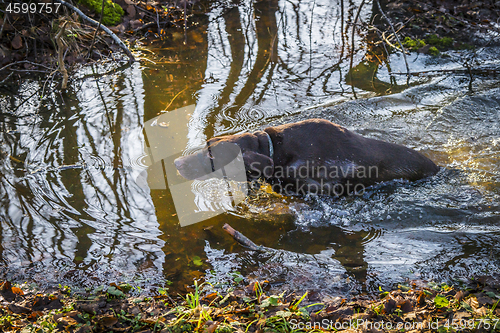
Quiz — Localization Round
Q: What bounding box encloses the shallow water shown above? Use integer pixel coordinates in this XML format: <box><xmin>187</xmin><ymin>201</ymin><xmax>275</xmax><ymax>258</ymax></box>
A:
<box><xmin>0</xmin><ymin>0</ymin><xmax>499</xmax><ymax>297</ymax></box>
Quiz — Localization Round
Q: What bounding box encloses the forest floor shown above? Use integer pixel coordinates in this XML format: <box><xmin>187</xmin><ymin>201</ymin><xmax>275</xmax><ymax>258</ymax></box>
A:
<box><xmin>371</xmin><ymin>0</ymin><xmax>500</xmax><ymax>57</ymax></box>
<box><xmin>378</xmin><ymin>0</ymin><xmax>499</xmax><ymax>42</ymax></box>
<box><xmin>1</xmin><ymin>275</ymin><xmax>500</xmax><ymax>332</ymax></box>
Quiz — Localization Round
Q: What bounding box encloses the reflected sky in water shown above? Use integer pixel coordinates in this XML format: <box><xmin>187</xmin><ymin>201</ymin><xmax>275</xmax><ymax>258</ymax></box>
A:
<box><xmin>0</xmin><ymin>0</ymin><xmax>499</xmax><ymax>296</ymax></box>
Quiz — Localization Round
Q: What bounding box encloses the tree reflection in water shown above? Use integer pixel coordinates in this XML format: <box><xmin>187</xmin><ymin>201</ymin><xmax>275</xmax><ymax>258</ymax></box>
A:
<box><xmin>1</xmin><ymin>0</ymin><xmax>499</xmax><ymax>297</ymax></box>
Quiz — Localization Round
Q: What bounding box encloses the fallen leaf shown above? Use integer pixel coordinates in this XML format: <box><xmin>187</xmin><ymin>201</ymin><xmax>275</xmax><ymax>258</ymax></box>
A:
<box><xmin>0</xmin><ymin>281</ymin><xmax>12</xmax><ymax>291</ymax></box>
<box><xmin>206</xmin><ymin>320</ymin><xmax>219</xmax><ymax>333</ymax></box>
<box><xmin>384</xmin><ymin>298</ymin><xmax>396</xmax><ymax>314</ymax></box>
<box><xmin>98</xmin><ymin>315</ymin><xmax>118</xmax><ymax>327</ymax></box>
<box><xmin>11</xmin><ymin>34</ymin><xmax>23</xmax><ymax>50</ymax></box>
<box><xmin>455</xmin><ymin>290</ymin><xmax>466</xmax><ymax>301</ymax></box>
<box><xmin>130</xmin><ymin>19</ymin><xmax>143</xmax><ymax>30</ymax></box>
<box><xmin>28</xmin><ymin>311</ymin><xmax>43</xmax><ymax>320</ymax></box>
<box><xmin>11</xmin><ymin>287</ymin><xmax>24</xmax><ymax>296</ymax></box>
<box><xmin>57</xmin><ymin>316</ymin><xmax>78</xmax><ymax>326</ymax></box>
<box><xmin>127</xmin><ymin>5</ymin><xmax>136</xmax><ymax>17</ymax></box>
<box><xmin>475</xmin><ymin>306</ymin><xmax>488</xmax><ymax>316</ymax></box>
<box><xmin>203</xmin><ymin>292</ymin><xmax>219</xmax><ymax>302</ymax></box>
<box><xmin>476</xmin><ymin>295</ymin><xmax>495</xmax><ymax>306</ymax></box>
<box><xmin>460</xmin><ymin>301</ymin><xmax>473</xmax><ymax>312</ymax></box>
<box><xmin>192</xmin><ymin>256</ymin><xmax>203</xmax><ymax>266</ymax></box>
<box><xmin>401</xmin><ymin>299</ymin><xmax>414</xmax><ymax>313</ymax></box>
<box><xmin>453</xmin><ymin>311</ymin><xmax>472</xmax><ymax>320</ymax></box>
<box><xmin>417</xmin><ymin>291</ymin><xmax>427</xmax><ymax>307</ymax></box>
<box><xmin>8</xmin><ymin>303</ymin><xmax>31</xmax><ymax>314</ymax></box>
<box><xmin>107</xmin><ymin>286</ymin><xmax>125</xmax><ymax>298</ymax></box>
<box><xmin>32</xmin><ymin>295</ymin><xmax>63</xmax><ymax>311</ymax></box>
<box><xmin>434</xmin><ymin>295</ymin><xmax>449</xmax><ymax>308</ymax></box>
<box><xmin>0</xmin><ymin>281</ymin><xmax>16</xmax><ymax>302</ymax></box>
<box><xmin>465</xmin><ymin>297</ymin><xmax>479</xmax><ymax>310</ymax></box>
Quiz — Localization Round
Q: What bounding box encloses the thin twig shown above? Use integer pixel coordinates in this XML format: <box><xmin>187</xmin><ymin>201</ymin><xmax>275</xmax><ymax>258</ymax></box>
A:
<box><xmin>92</xmin><ymin>65</ymin><xmax>114</xmax><ymax>135</ymax></box>
<box><xmin>56</xmin><ymin>22</ymin><xmax>69</xmax><ymax>90</ymax></box>
<box><xmin>0</xmin><ymin>61</ymin><xmax>55</xmax><ymax>72</ymax></box>
<box><xmin>87</xmin><ymin>0</ymin><xmax>106</xmax><ymax>59</ymax></box>
<box><xmin>6</xmin><ymin>69</ymin><xmax>53</xmax><ymax>73</ymax></box>
<box><xmin>304</xmin><ymin>1</ymin><xmax>318</xmax><ymax>94</ymax></box>
<box><xmin>376</xmin><ymin>0</ymin><xmax>410</xmax><ymax>84</ymax></box>
<box><xmin>42</xmin><ymin>70</ymin><xmax>59</xmax><ymax>97</ymax></box>
<box><xmin>340</xmin><ymin>0</ymin><xmax>345</xmax><ymax>54</ymax></box>
<box><xmin>0</xmin><ymin>13</ymin><xmax>8</xmax><ymax>40</ymax></box>
<box><xmin>163</xmin><ymin>85</ymin><xmax>189</xmax><ymax>111</ymax></box>
<box><xmin>156</xmin><ymin>5</ymin><xmax>160</xmax><ymax>35</ymax></box>
<box><xmin>0</xmin><ymin>72</ymin><xmax>14</xmax><ymax>86</ymax></box>
<box><xmin>183</xmin><ymin>0</ymin><xmax>187</xmax><ymax>44</ymax></box>
<box><xmin>348</xmin><ymin>0</ymin><xmax>366</xmax><ymax>98</ymax></box>
<box><xmin>56</xmin><ymin>0</ymin><xmax>135</xmax><ymax>63</ymax></box>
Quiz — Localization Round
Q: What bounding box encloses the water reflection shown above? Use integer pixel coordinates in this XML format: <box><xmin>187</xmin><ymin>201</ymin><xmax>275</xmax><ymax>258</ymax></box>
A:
<box><xmin>0</xmin><ymin>68</ymin><xmax>165</xmax><ymax>290</ymax></box>
<box><xmin>0</xmin><ymin>0</ymin><xmax>499</xmax><ymax>297</ymax></box>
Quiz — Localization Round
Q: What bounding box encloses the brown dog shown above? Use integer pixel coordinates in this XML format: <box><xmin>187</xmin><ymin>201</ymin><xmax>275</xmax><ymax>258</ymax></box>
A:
<box><xmin>174</xmin><ymin>119</ymin><xmax>439</xmax><ymax>196</ymax></box>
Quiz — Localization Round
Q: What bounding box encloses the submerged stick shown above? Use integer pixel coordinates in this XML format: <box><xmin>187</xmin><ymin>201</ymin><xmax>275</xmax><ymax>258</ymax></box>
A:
<box><xmin>56</xmin><ymin>22</ymin><xmax>69</xmax><ymax>90</ymax></box>
<box><xmin>56</xmin><ymin>0</ymin><xmax>135</xmax><ymax>63</ymax></box>
<box><xmin>348</xmin><ymin>0</ymin><xmax>366</xmax><ymax>98</ymax></box>
<box><xmin>390</xmin><ymin>68</ymin><xmax>500</xmax><ymax>76</ymax></box>
<box><xmin>222</xmin><ymin>224</ymin><xmax>265</xmax><ymax>252</ymax></box>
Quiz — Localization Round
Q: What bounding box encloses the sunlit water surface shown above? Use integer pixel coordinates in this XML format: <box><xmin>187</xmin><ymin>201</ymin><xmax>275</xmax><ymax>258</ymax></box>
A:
<box><xmin>0</xmin><ymin>0</ymin><xmax>499</xmax><ymax>297</ymax></box>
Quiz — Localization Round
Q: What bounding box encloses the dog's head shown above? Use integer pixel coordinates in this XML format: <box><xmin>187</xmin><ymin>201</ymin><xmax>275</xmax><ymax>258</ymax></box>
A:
<box><xmin>174</xmin><ymin>132</ymin><xmax>274</xmax><ymax>180</ymax></box>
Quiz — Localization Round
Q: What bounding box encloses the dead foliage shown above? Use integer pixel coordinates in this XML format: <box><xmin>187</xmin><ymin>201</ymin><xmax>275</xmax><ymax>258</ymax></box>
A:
<box><xmin>0</xmin><ymin>0</ymin><xmax>209</xmax><ymax>89</ymax></box>
<box><xmin>1</xmin><ymin>275</ymin><xmax>500</xmax><ymax>332</ymax></box>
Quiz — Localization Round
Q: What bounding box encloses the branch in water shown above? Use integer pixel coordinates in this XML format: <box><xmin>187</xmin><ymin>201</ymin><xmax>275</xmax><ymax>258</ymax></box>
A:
<box><xmin>222</xmin><ymin>223</ymin><xmax>265</xmax><ymax>252</ymax></box>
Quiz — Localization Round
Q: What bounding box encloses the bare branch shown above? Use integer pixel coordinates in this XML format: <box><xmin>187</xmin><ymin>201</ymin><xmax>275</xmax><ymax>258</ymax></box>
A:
<box><xmin>56</xmin><ymin>22</ymin><xmax>69</xmax><ymax>90</ymax></box>
<box><xmin>223</xmin><ymin>223</ymin><xmax>265</xmax><ymax>252</ymax></box>
<box><xmin>56</xmin><ymin>0</ymin><xmax>135</xmax><ymax>63</ymax></box>
<box><xmin>376</xmin><ymin>0</ymin><xmax>410</xmax><ymax>84</ymax></box>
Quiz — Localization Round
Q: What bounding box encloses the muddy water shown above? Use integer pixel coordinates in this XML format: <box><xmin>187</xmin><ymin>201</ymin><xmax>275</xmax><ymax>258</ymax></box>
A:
<box><xmin>1</xmin><ymin>0</ymin><xmax>499</xmax><ymax>297</ymax></box>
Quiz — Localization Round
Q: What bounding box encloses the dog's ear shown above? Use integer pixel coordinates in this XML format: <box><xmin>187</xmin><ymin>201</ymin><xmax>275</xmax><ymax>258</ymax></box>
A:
<box><xmin>242</xmin><ymin>151</ymin><xmax>274</xmax><ymax>179</ymax></box>
<box><xmin>263</xmin><ymin>127</ymin><xmax>283</xmax><ymax>146</ymax></box>
<box><xmin>207</xmin><ymin>137</ymin><xmax>223</xmax><ymax>146</ymax></box>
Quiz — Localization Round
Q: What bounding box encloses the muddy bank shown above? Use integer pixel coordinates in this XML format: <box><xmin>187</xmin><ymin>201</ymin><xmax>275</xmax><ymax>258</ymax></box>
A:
<box><xmin>0</xmin><ymin>0</ymin><xmax>212</xmax><ymax>89</ymax></box>
<box><xmin>380</xmin><ymin>0</ymin><xmax>500</xmax><ymax>41</ymax></box>
<box><xmin>375</xmin><ymin>0</ymin><xmax>500</xmax><ymax>54</ymax></box>
<box><xmin>1</xmin><ymin>275</ymin><xmax>500</xmax><ymax>332</ymax></box>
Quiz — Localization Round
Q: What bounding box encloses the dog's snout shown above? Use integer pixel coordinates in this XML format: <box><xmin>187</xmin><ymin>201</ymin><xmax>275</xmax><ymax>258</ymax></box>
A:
<box><xmin>174</xmin><ymin>157</ymin><xmax>183</xmax><ymax>169</ymax></box>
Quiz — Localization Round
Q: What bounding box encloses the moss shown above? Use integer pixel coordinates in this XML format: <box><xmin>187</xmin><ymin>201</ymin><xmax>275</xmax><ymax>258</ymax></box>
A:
<box><xmin>403</xmin><ymin>37</ymin><xmax>426</xmax><ymax>51</ymax></box>
<box><xmin>425</xmin><ymin>34</ymin><xmax>454</xmax><ymax>49</ymax></box>
<box><xmin>403</xmin><ymin>34</ymin><xmax>469</xmax><ymax>55</ymax></box>
<box><xmin>428</xmin><ymin>46</ymin><xmax>440</xmax><ymax>56</ymax></box>
<box><xmin>440</xmin><ymin>37</ymin><xmax>453</xmax><ymax>48</ymax></box>
<box><xmin>78</xmin><ymin>0</ymin><xmax>124</xmax><ymax>26</ymax></box>
<box><xmin>454</xmin><ymin>42</ymin><xmax>475</xmax><ymax>50</ymax></box>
